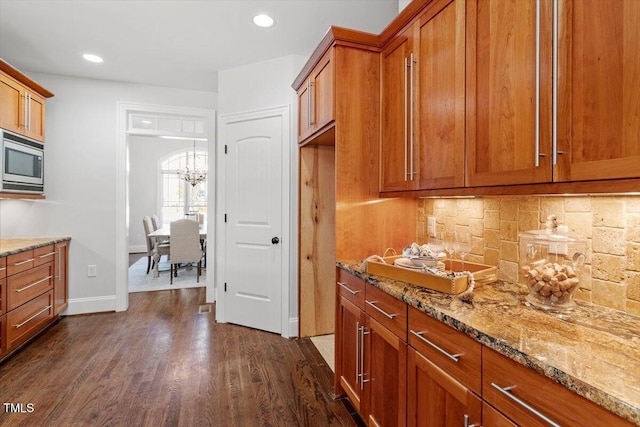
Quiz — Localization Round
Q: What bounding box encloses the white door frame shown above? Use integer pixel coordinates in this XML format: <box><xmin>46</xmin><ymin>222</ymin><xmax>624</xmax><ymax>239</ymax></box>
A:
<box><xmin>216</xmin><ymin>105</ymin><xmax>292</xmax><ymax>338</ymax></box>
<box><xmin>115</xmin><ymin>102</ymin><xmax>216</xmax><ymax>311</ymax></box>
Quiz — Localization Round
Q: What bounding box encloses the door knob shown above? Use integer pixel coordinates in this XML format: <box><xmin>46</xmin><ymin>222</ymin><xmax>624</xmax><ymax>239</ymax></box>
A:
<box><xmin>272</xmin><ymin>237</ymin><xmax>280</xmax><ymax>244</ymax></box>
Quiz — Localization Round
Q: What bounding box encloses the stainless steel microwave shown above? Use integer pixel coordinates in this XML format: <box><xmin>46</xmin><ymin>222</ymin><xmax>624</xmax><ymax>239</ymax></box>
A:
<box><xmin>0</xmin><ymin>129</ymin><xmax>44</xmax><ymax>193</ymax></box>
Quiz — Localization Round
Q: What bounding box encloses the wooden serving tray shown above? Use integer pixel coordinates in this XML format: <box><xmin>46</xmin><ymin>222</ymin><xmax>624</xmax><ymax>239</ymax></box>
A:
<box><xmin>365</xmin><ymin>255</ymin><xmax>497</xmax><ymax>295</ymax></box>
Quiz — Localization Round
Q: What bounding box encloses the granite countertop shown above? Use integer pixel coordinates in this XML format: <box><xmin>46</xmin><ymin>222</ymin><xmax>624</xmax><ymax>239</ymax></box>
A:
<box><xmin>0</xmin><ymin>237</ymin><xmax>71</xmax><ymax>257</ymax></box>
<box><xmin>338</xmin><ymin>259</ymin><xmax>640</xmax><ymax>426</ymax></box>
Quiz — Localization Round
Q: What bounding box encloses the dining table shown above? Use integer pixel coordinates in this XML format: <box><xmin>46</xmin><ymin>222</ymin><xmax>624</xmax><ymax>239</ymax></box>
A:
<box><xmin>147</xmin><ymin>223</ymin><xmax>207</xmax><ymax>277</ymax></box>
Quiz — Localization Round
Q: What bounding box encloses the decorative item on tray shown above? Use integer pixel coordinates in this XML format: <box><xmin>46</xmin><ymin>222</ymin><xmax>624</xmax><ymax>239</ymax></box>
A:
<box><xmin>519</xmin><ymin>215</ymin><xmax>587</xmax><ymax>312</ymax></box>
<box><xmin>399</xmin><ymin>242</ymin><xmax>446</xmax><ymax>270</ymax></box>
<box><xmin>364</xmin><ymin>241</ymin><xmax>497</xmax><ymax>296</ymax></box>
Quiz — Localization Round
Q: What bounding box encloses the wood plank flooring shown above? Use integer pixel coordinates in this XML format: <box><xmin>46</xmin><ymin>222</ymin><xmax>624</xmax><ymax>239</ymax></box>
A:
<box><xmin>0</xmin><ymin>288</ymin><xmax>362</xmax><ymax>426</ymax></box>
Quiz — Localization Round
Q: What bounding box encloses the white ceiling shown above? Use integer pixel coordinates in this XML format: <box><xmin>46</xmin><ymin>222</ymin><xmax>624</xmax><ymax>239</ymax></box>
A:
<box><xmin>0</xmin><ymin>0</ymin><xmax>399</xmax><ymax>92</ymax></box>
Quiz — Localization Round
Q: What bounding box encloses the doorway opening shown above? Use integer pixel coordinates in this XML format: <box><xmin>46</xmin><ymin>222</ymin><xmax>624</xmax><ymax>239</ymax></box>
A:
<box><xmin>116</xmin><ymin>102</ymin><xmax>215</xmax><ymax>310</ymax></box>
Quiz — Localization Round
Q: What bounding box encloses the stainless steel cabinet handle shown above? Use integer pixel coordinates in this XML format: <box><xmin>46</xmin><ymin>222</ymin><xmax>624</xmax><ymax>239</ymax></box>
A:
<box><xmin>366</xmin><ymin>300</ymin><xmax>398</xmax><ymax>319</ymax></box>
<box><xmin>410</xmin><ymin>329</ymin><xmax>462</xmax><ymax>363</ymax></box>
<box><xmin>337</xmin><ymin>281</ymin><xmax>360</xmax><ymax>295</ymax></box>
<box><xmin>309</xmin><ymin>80</ymin><xmax>316</xmax><ymax>126</ymax></box>
<box><xmin>27</xmin><ymin>93</ymin><xmax>31</xmax><ymax>130</ymax></box>
<box><xmin>22</xmin><ymin>93</ymin><xmax>28</xmax><ymax>129</ymax></box>
<box><xmin>14</xmin><ymin>305</ymin><xmax>51</xmax><ymax>329</ymax></box>
<box><xmin>409</xmin><ymin>52</ymin><xmax>416</xmax><ymax>180</ymax></box>
<box><xmin>355</xmin><ymin>321</ymin><xmax>360</xmax><ymax>385</ymax></box>
<box><xmin>15</xmin><ymin>275</ymin><xmax>53</xmax><ymax>293</ymax></box>
<box><xmin>490</xmin><ymin>382</ymin><xmax>561</xmax><ymax>427</ymax></box>
<box><xmin>534</xmin><ymin>0</ymin><xmax>543</xmax><ymax>166</ymax></box>
<box><xmin>552</xmin><ymin>0</ymin><xmax>559</xmax><ymax>165</ymax></box>
<box><xmin>404</xmin><ymin>56</ymin><xmax>409</xmax><ymax>181</ymax></box>
<box><xmin>359</xmin><ymin>326</ymin><xmax>370</xmax><ymax>390</ymax></box>
<box><xmin>56</xmin><ymin>248</ymin><xmax>61</xmax><ymax>280</ymax></box>
<box><xmin>39</xmin><ymin>252</ymin><xmax>56</xmax><ymax>258</ymax></box>
<box><xmin>464</xmin><ymin>414</ymin><xmax>480</xmax><ymax>427</ymax></box>
<box><xmin>0</xmin><ymin>266</ymin><xmax>6</xmax><ymax>271</ymax></box>
<box><xmin>14</xmin><ymin>258</ymin><xmax>35</xmax><ymax>266</ymax></box>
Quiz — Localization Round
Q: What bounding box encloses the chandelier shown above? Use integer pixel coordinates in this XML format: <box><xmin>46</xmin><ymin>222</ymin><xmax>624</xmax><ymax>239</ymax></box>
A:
<box><xmin>178</xmin><ymin>140</ymin><xmax>207</xmax><ymax>187</ymax></box>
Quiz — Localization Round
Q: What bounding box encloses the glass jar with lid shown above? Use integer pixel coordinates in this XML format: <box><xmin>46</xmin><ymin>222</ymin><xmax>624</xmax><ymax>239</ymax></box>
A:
<box><xmin>519</xmin><ymin>215</ymin><xmax>587</xmax><ymax>311</ymax></box>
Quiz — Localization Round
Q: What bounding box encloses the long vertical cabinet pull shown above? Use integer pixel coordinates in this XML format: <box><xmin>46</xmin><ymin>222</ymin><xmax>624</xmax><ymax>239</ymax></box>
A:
<box><xmin>359</xmin><ymin>326</ymin><xmax>370</xmax><ymax>390</ymax></box>
<box><xmin>309</xmin><ymin>81</ymin><xmax>315</xmax><ymax>127</ymax></box>
<box><xmin>56</xmin><ymin>247</ymin><xmax>61</xmax><ymax>281</ymax></box>
<box><xmin>307</xmin><ymin>80</ymin><xmax>312</xmax><ymax>129</ymax></box>
<box><xmin>552</xmin><ymin>0</ymin><xmax>562</xmax><ymax>164</ymax></box>
<box><xmin>535</xmin><ymin>0</ymin><xmax>543</xmax><ymax>165</ymax></box>
<box><xmin>22</xmin><ymin>93</ymin><xmax>28</xmax><ymax>130</ymax></box>
<box><xmin>409</xmin><ymin>52</ymin><xmax>416</xmax><ymax>180</ymax></box>
<box><xmin>355</xmin><ymin>321</ymin><xmax>360</xmax><ymax>385</ymax></box>
<box><xmin>27</xmin><ymin>93</ymin><xmax>31</xmax><ymax>131</ymax></box>
<box><xmin>404</xmin><ymin>57</ymin><xmax>410</xmax><ymax>181</ymax></box>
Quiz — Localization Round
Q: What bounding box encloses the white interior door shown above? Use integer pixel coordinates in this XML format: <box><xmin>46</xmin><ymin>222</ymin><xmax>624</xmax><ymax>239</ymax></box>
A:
<box><xmin>221</xmin><ymin>109</ymin><xmax>285</xmax><ymax>334</ymax></box>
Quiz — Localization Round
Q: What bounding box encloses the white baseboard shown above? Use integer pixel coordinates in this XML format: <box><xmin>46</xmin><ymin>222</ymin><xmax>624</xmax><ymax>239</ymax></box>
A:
<box><xmin>129</xmin><ymin>245</ymin><xmax>146</xmax><ymax>254</ymax></box>
<box><xmin>65</xmin><ymin>295</ymin><xmax>117</xmax><ymax>315</ymax></box>
<box><xmin>288</xmin><ymin>317</ymin><xmax>299</xmax><ymax>338</ymax></box>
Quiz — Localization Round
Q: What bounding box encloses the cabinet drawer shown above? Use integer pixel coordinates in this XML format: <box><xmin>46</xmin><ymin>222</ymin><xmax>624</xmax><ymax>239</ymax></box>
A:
<box><xmin>482</xmin><ymin>402</ymin><xmax>517</xmax><ymax>427</ymax></box>
<box><xmin>6</xmin><ymin>290</ymin><xmax>54</xmax><ymax>351</ymax></box>
<box><xmin>337</xmin><ymin>268</ymin><xmax>365</xmax><ymax>309</ymax></box>
<box><xmin>7</xmin><ymin>263</ymin><xmax>54</xmax><ymax>311</ymax></box>
<box><xmin>7</xmin><ymin>250</ymin><xmax>35</xmax><ymax>276</ymax></box>
<box><xmin>483</xmin><ymin>347</ymin><xmax>635</xmax><ymax>427</ymax></box>
<box><xmin>0</xmin><ymin>257</ymin><xmax>6</xmax><ymax>279</ymax></box>
<box><xmin>34</xmin><ymin>245</ymin><xmax>55</xmax><ymax>266</ymax></box>
<box><xmin>365</xmin><ymin>283</ymin><xmax>407</xmax><ymax>340</ymax></box>
<box><xmin>408</xmin><ymin>306</ymin><xmax>481</xmax><ymax>395</ymax></box>
<box><xmin>0</xmin><ymin>278</ymin><xmax>5</xmax><ymax>315</ymax></box>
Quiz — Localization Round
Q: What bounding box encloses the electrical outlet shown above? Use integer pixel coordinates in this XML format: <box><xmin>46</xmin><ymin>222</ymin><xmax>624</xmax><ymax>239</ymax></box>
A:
<box><xmin>427</xmin><ymin>216</ymin><xmax>436</xmax><ymax>238</ymax></box>
<box><xmin>88</xmin><ymin>265</ymin><xmax>97</xmax><ymax>277</ymax></box>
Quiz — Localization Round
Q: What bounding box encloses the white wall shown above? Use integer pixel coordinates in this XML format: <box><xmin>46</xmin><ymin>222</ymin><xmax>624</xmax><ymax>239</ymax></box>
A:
<box><xmin>399</xmin><ymin>0</ymin><xmax>412</xmax><ymax>12</ymax></box>
<box><xmin>0</xmin><ymin>74</ymin><xmax>216</xmax><ymax>314</ymax></box>
<box><xmin>218</xmin><ymin>54</ymin><xmax>306</xmax><ymax>337</ymax></box>
<box><xmin>127</xmin><ymin>136</ymin><xmax>207</xmax><ymax>252</ymax></box>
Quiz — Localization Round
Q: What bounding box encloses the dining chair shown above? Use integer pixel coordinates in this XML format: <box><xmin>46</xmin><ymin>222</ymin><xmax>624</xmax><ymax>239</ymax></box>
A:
<box><xmin>151</xmin><ymin>214</ymin><xmax>160</xmax><ymax>231</ymax></box>
<box><xmin>169</xmin><ymin>219</ymin><xmax>204</xmax><ymax>284</ymax></box>
<box><xmin>143</xmin><ymin>216</ymin><xmax>170</xmax><ymax>274</ymax></box>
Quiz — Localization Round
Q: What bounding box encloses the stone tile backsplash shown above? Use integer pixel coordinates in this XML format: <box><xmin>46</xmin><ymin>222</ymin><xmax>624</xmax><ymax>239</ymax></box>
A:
<box><xmin>417</xmin><ymin>196</ymin><xmax>640</xmax><ymax>316</ymax></box>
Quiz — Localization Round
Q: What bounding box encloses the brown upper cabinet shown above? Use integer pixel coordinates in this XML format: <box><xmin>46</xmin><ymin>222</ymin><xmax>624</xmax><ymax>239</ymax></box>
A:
<box><xmin>466</xmin><ymin>0</ymin><xmax>640</xmax><ymax>188</ymax></box>
<box><xmin>295</xmin><ymin>49</ymin><xmax>335</xmax><ymax>145</ymax></box>
<box><xmin>381</xmin><ymin>0</ymin><xmax>466</xmax><ymax>192</ymax></box>
<box><xmin>0</xmin><ymin>59</ymin><xmax>53</xmax><ymax>143</ymax></box>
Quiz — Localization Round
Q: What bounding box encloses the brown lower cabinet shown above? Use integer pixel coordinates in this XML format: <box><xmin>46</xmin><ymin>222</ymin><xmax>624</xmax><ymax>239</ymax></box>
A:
<box><xmin>336</xmin><ymin>269</ymin><xmax>407</xmax><ymax>426</ymax></box>
<box><xmin>0</xmin><ymin>240</ymin><xmax>69</xmax><ymax>363</ymax></box>
<box><xmin>336</xmin><ymin>268</ymin><xmax>635</xmax><ymax>427</ymax></box>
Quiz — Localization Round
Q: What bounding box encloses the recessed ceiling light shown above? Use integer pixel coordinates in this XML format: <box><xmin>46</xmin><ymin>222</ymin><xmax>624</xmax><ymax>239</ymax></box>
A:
<box><xmin>82</xmin><ymin>53</ymin><xmax>103</xmax><ymax>63</ymax></box>
<box><xmin>253</xmin><ymin>14</ymin><xmax>274</xmax><ymax>28</ymax></box>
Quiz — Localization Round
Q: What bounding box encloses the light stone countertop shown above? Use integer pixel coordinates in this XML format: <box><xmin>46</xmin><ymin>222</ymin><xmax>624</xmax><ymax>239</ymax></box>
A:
<box><xmin>338</xmin><ymin>259</ymin><xmax>640</xmax><ymax>426</ymax></box>
<box><xmin>0</xmin><ymin>237</ymin><xmax>71</xmax><ymax>257</ymax></box>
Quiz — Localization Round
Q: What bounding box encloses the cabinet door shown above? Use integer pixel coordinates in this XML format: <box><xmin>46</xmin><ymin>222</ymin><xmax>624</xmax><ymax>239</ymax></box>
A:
<box><xmin>297</xmin><ymin>80</ymin><xmax>313</xmax><ymax>142</ymax></box>
<box><xmin>380</xmin><ymin>29</ymin><xmax>414</xmax><ymax>192</ymax></box>
<box><xmin>466</xmin><ymin>0</ymin><xmax>553</xmax><ymax>186</ymax></box>
<box><xmin>363</xmin><ymin>316</ymin><xmax>407</xmax><ymax>427</ymax></box>
<box><xmin>54</xmin><ymin>241</ymin><xmax>69</xmax><ymax>315</ymax></box>
<box><xmin>555</xmin><ymin>0</ymin><xmax>640</xmax><ymax>181</ymax></box>
<box><xmin>336</xmin><ymin>295</ymin><xmax>366</xmax><ymax>412</ymax></box>
<box><xmin>24</xmin><ymin>91</ymin><xmax>45</xmax><ymax>142</ymax></box>
<box><xmin>407</xmin><ymin>347</ymin><xmax>481</xmax><ymax>427</ymax></box>
<box><xmin>311</xmin><ymin>50</ymin><xmax>334</xmax><ymax>133</ymax></box>
<box><xmin>415</xmin><ymin>0</ymin><xmax>466</xmax><ymax>190</ymax></box>
<box><xmin>0</xmin><ymin>73</ymin><xmax>24</xmax><ymax>135</ymax></box>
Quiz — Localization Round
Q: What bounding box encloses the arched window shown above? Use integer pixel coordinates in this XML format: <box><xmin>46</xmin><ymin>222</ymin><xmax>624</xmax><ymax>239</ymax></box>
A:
<box><xmin>159</xmin><ymin>148</ymin><xmax>207</xmax><ymax>224</ymax></box>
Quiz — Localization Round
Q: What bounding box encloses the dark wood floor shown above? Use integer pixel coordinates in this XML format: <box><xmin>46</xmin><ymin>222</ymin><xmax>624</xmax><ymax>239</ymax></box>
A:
<box><xmin>0</xmin><ymin>288</ymin><xmax>361</xmax><ymax>426</ymax></box>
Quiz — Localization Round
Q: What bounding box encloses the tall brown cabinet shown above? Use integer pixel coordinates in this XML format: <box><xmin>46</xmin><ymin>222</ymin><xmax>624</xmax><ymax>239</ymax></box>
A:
<box><xmin>294</xmin><ymin>28</ymin><xmax>417</xmax><ymax>338</ymax></box>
